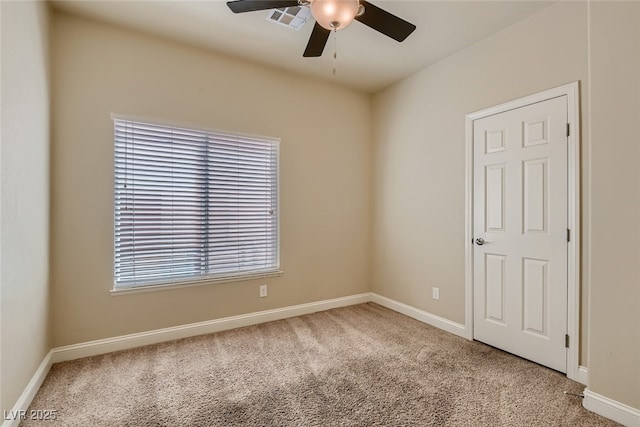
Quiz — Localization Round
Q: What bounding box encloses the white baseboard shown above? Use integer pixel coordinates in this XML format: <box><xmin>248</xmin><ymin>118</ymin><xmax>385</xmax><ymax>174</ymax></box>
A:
<box><xmin>48</xmin><ymin>293</ymin><xmax>466</xmax><ymax>364</ymax></box>
<box><xmin>370</xmin><ymin>293</ymin><xmax>467</xmax><ymax>338</ymax></box>
<box><xmin>583</xmin><ymin>389</ymin><xmax>640</xmax><ymax>427</ymax></box>
<box><xmin>51</xmin><ymin>293</ymin><xmax>372</xmax><ymax>363</ymax></box>
<box><xmin>2</xmin><ymin>351</ymin><xmax>53</xmax><ymax>427</ymax></box>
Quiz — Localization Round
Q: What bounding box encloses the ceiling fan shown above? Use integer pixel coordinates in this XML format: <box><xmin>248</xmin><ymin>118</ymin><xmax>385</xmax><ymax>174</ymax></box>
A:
<box><xmin>226</xmin><ymin>0</ymin><xmax>416</xmax><ymax>57</ymax></box>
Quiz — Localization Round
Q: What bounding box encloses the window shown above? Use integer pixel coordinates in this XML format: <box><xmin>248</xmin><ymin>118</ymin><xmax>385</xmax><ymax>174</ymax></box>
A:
<box><xmin>113</xmin><ymin>117</ymin><xmax>279</xmax><ymax>290</ymax></box>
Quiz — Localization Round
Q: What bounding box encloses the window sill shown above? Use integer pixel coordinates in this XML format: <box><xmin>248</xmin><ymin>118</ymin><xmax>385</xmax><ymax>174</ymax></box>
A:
<box><xmin>110</xmin><ymin>270</ymin><xmax>283</xmax><ymax>296</ymax></box>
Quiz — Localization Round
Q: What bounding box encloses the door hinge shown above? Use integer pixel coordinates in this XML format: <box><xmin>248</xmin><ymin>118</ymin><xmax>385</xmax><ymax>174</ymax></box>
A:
<box><xmin>566</xmin><ymin>123</ymin><xmax>570</xmax><ymax>137</ymax></box>
<box><xmin>567</xmin><ymin>229</ymin><xmax>571</xmax><ymax>242</ymax></box>
<box><xmin>565</xmin><ymin>334</ymin><xmax>570</xmax><ymax>348</ymax></box>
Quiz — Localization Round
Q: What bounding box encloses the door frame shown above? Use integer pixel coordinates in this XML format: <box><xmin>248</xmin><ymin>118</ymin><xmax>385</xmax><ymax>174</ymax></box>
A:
<box><xmin>464</xmin><ymin>82</ymin><xmax>582</xmax><ymax>383</ymax></box>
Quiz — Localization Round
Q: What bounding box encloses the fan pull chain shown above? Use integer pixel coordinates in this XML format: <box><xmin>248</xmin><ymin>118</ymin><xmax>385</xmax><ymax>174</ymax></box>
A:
<box><xmin>332</xmin><ymin>28</ymin><xmax>337</xmax><ymax>76</ymax></box>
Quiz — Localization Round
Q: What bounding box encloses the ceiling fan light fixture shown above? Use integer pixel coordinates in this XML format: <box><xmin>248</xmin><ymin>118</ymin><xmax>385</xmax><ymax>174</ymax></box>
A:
<box><xmin>310</xmin><ymin>0</ymin><xmax>360</xmax><ymax>31</ymax></box>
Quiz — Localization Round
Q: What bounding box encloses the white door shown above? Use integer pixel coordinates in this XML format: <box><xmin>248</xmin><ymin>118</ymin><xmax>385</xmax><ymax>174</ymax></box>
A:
<box><xmin>473</xmin><ymin>96</ymin><xmax>568</xmax><ymax>373</ymax></box>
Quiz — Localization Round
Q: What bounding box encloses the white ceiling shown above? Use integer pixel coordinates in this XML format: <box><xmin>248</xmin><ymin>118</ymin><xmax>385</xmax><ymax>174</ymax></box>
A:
<box><xmin>51</xmin><ymin>0</ymin><xmax>554</xmax><ymax>93</ymax></box>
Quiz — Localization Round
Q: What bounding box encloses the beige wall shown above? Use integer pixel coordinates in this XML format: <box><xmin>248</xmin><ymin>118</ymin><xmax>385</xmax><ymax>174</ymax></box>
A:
<box><xmin>587</xmin><ymin>1</ymin><xmax>640</xmax><ymax>410</ymax></box>
<box><xmin>49</xmin><ymin>12</ymin><xmax>371</xmax><ymax>346</ymax></box>
<box><xmin>0</xmin><ymin>0</ymin><xmax>51</xmax><ymax>412</ymax></box>
<box><xmin>371</xmin><ymin>0</ymin><xmax>589</xmax><ymax>358</ymax></box>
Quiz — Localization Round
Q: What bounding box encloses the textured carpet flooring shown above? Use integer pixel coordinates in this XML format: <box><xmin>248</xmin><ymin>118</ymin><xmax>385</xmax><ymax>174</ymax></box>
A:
<box><xmin>23</xmin><ymin>303</ymin><xmax>618</xmax><ymax>426</ymax></box>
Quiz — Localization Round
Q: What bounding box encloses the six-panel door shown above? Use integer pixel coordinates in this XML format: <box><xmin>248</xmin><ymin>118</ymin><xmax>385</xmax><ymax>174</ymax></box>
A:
<box><xmin>473</xmin><ymin>96</ymin><xmax>568</xmax><ymax>373</ymax></box>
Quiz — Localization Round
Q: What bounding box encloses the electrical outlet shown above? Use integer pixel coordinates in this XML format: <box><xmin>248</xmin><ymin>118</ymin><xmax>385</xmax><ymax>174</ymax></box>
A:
<box><xmin>259</xmin><ymin>285</ymin><xmax>268</xmax><ymax>298</ymax></box>
<box><xmin>432</xmin><ymin>287</ymin><xmax>440</xmax><ymax>300</ymax></box>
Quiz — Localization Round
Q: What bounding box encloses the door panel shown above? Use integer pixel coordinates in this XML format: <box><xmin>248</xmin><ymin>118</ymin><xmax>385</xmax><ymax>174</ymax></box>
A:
<box><xmin>523</xmin><ymin>159</ymin><xmax>548</xmax><ymax>234</ymax></box>
<box><xmin>485</xmin><ymin>253</ymin><xmax>506</xmax><ymax>324</ymax></box>
<box><xmin>485</xmin><ymin>164</ymin><xmax>506</xmax><ymax>231</ymax></box>
<box><xmin>522</xmin><ymin>257</ymin><xmax>549</xmax><ymax>336</ymax></box>
<box><xmin>473</xmin><ymin>96</ymin><xmax>568</xmax><ymax>373</ymax></box>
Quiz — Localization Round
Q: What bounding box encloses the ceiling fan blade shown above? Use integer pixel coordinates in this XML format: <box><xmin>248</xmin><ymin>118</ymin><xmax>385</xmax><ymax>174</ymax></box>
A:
<box><xmin>355</xmin><ymin>0</ymin><xmax>416</xmax><ymax>42</ymax></box>
<box><xmin>303</xmin><ymin>22</ymin><xmax>331</xmax><ymax>57</ymax></box>
<box><xmin>227</xmin><ymin>0</ymin><xmax>300</xmax><ymax>14</ymax></box>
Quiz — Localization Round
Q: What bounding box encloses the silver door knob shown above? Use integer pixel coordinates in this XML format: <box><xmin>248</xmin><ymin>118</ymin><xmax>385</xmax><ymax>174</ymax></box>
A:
<box><xmin>475</xmin><ymin>238</ymin><xmax>487</xmax><ymax>245</ymax></box>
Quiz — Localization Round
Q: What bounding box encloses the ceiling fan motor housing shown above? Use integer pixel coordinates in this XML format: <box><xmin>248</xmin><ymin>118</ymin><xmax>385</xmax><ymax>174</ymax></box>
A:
<box><xmin>310</xmin><ymin>0</ymin><xmax>361</xmax><ymax>31</ymax></box>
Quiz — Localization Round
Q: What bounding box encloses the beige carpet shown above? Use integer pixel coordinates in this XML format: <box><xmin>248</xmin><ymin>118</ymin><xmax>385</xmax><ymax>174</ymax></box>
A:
<box><xmin>23</xmin><ymin>303</ymin><xmax>618</xmax><ymax>426</ymax></box>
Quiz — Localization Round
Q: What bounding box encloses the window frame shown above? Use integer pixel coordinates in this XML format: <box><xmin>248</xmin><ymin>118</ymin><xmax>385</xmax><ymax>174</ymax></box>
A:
<box><xmin>111</xmin><ymin>114</ymin><xmax>282</xmax><ymax>295</ymax></box>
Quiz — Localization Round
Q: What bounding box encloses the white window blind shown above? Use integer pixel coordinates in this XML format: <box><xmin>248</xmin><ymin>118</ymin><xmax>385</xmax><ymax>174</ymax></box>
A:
<box><xmin>114</xmin><ymin>118</ymin><xmax>279</xmax><ymax>289</ymax></box>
